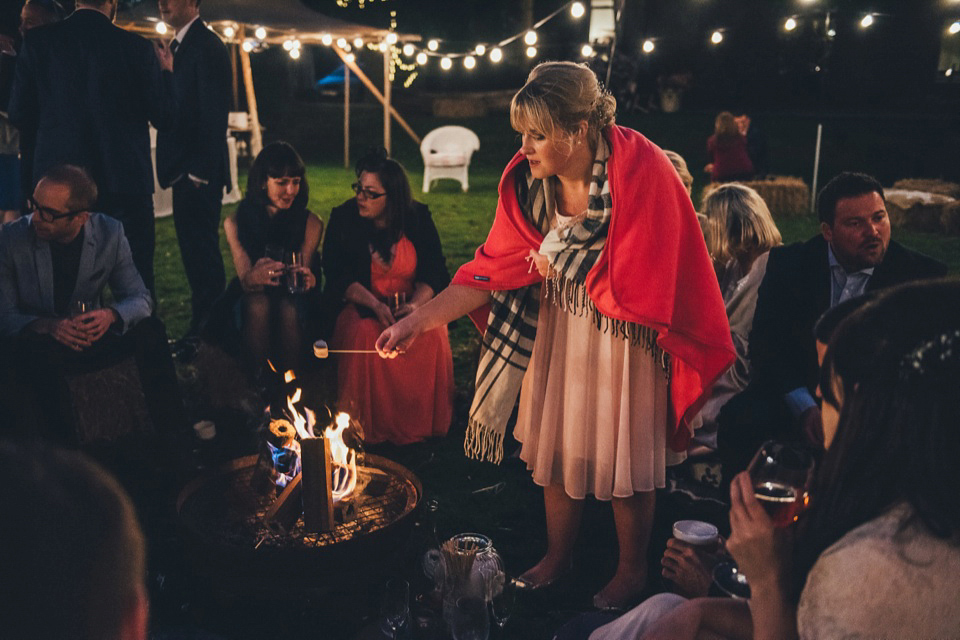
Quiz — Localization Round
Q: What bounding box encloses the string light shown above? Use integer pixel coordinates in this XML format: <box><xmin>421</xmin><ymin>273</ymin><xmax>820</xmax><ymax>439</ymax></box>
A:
<box><xmin>283</xmin><ymin>39</ymin><xmax>294</xmax><ymax>51</ymax></box>
<box><xmin>827</xmin><ymin>28</ymin><xmax>836</xmax><ymax>37</ymax></box>
<box><xmin>581</xmin><ymin>44</ymin><xmax>594</xmax><ymax>57</ymax></box>
<box><xmin>155</xmin><ymin>22</ymin><xmax>168</xmax><ymax>35</ymax></box>
<box><xmin>947</xmin><ymin>68</ymin><xmax>954</xmax><ymax>77</ymax></box>
<box><xmin>416</xmin><ymin>52</ymin><xmax>428</xmax><ymax>65</ymax></box>
<box><xmin>254</xmin><ymin>26</ymin><xmax>266</xmax><ymax>40</ymax></box>
<box><xmin>526</xmin><ymin>46</ymin><xmax>537</xmax><ymax>58</ymax></box>
<box><xmin>337</xmin><ymin>38</ymin><xmax>347</xmax><ymax>49</ymax></box>
<box><xmin>403</xmin><ymin>43</ymin><xmax>415</xmax><ymax>56</ymax></box>
<box><xmin>571</xmin><ymin>2</ymin><xmax>586</xmax><ymax>18</ymax></box>
<box><xmin>524</xmin><ymin>30</ymin><xmax>538</xmax><ymax>46</ymax></box>
<box><xmin>377</xmin><ymin>41</ymin><xmax>387</xmax><ymax>52</ymax></box>
<box><xmin>289</xmin><ymin>48</ymin><xmax>300</xmax><ymax>60</ymax></box>
<box><xmin>490</xmin><ymin>47</ymin><xmax>503</xmax><ymax>63</ymax></box>
<box><xmin>346</xmin><ymin>53</ymin><xmax>355</xmax><ymax>63</ymax></box>
<box><xmin>642</xmin><ymin>39</ymin><xmax>654</xmax><ymax>53</ymax></box>
<box><xmin>428</xmin><ymin>39</ymin><xmax>439</xmax><ymax>51</ymax></box>
<box><xmin>386</xmin><ymin>32</ymin><xmax>398</xmax><ymax>45</ymax></box>
<box><xmin>784</xmin><ymin>17</ymin><xmax>797</xmax><ymax>31</ymax></box>
<box><xmin>711</xmin><ymin>30</ymin><xmax>724</xmax><ymax>44</ymax></box>
<box><xmin>353</xmin><ymin>37</ymin><xmax>364</xmax><ymax>48</ymax></box>
<box><xmin>860</xmin><ymin>14</ymin><xmax>874</xmax><ymax>28</ymax></box>
<box><xmin>223</xmin><ymin>25</ymin><xmax>235</xmax><ymax>39</ymax></box>
<box><xmin>464</xmin><ymin>55</ymin><xmax>476</xmax><ymax>69</ymax></box>
<box><xmin>440</xmin><ymin>56</ymin><xmax>452</xmax><ymax>70</ymax></box>
<box><xmin>950</xmin><ymin>21</ymin><xmax>960</xmax><ymax>35</ymax></box>
<box><xmin>475</xmin><ymin>44</ymin><xmax>486</xmax><ymax>56</ymax></box>
<box><xmin>321</xmin><ymin>33</ymin><xmax>332</xmax><ymax>46</ymax></box>
<box><xmin>242</xmin><ymin>39</ymin><xmax>254</xmax><ymax>52</ymax></box>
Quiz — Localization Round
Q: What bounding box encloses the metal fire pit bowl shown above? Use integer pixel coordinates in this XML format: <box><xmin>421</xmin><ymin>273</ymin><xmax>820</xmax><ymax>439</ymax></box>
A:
<box><xmin>176</xmin><ymin>454</ymin><xmax>421</xmax><ymax>598</ymax></box>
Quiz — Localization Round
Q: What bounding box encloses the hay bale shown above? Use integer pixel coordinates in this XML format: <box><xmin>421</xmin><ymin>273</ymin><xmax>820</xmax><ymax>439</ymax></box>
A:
<box><xmin>68</xmin><ymin>357</ymin><xmax>152</xmax><ymax>443</ymax></box>
<box><xmin>702</xmin><ymin>176</ymin><xmax>810</xmax><ymax>218</ymax></box>
<box><xmin>892</xmin><ymin>179</ymin><xmax>960</xmax><ymax>200</ymax></box>
<box><xmin>941</xmin><ymin>201</ymin><xmax>960</xmax><ymax>236</ymax></box>
<box><xmin>885</xmin><ymin>189</ymin><xmax>956</xmax><ymax>233</ymax></box>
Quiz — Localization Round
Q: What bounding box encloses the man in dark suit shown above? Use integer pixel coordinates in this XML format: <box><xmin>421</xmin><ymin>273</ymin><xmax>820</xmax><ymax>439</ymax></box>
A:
<box><xmin>8</xmin><ymin>0</ymin><xmax>174</xmax><ymax>296</ymax></box>
<box><xmin>156</xmin><ymin>0</ymin><xmax>230</xmax><ymax>336</ymax></box>
<box><xmin>718</xmin><ymin>172</ymin><xmax>947</xmax><ymax>476</ymax></box>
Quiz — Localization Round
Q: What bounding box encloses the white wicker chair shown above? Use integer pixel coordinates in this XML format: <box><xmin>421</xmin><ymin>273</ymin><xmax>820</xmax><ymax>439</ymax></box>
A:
<box><xmin>420</xmin><ymin>126</ymin><xmax>480</xmax><ymax>193</ymax></box>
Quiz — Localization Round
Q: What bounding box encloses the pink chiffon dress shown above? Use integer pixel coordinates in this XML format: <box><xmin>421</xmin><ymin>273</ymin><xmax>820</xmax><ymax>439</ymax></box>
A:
<box><xmin>332</xmin><ymin>236</ymin><xmax>454</xmax><ymax>445</ymax></box>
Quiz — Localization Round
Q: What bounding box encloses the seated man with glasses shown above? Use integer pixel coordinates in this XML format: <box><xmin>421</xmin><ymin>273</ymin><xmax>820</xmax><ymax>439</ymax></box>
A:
<box><xmin>0</xmin><ymin>164</ymin><xmax>184</xmax><ymax>444</ymax></box>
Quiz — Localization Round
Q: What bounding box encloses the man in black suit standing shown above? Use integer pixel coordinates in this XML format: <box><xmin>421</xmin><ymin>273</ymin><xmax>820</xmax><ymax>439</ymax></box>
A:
<box><xmin>8</xmin><ymin>0</ymin><xmax>174</xmax><ymax>296</ymax></box>
<box><xmin>718</xmin><ymin>172</ymin><xmax>947</xmax><ymax>476</ymax></box>
<box><xmin>156</xmin><ymin>0</ymin><xmax>230</xmax><ymax>336</ymax></box>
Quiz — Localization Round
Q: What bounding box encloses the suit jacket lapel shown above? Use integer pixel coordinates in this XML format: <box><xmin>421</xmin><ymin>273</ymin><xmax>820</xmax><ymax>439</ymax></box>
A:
<box><xmin>32</xmin><ymin>228</ymin><xmax>54</xmax><ymax>313</ymax></box>
<box><xmin>811</xmin><ymin>235</ymin><xmax>832</xmax><ymax>313</ymax></box>
<box><xmin>72</xmin><ymin>220</ymin><xmax>97</xmax><ymax>305</ymax></box>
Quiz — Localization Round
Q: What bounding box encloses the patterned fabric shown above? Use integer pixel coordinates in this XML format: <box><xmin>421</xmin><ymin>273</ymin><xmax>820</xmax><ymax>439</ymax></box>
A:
<box><xmin>465</xmin><ymin>137</ymin><xmax>666</xmax><ymax>464</ymax></box>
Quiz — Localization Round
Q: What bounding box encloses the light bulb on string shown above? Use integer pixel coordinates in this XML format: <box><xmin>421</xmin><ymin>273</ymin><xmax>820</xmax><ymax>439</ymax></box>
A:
<box><xmin>642</xmin><ymin>39</ymin><xmax>654</xmax><ymax>53</ymax></box>
<box><xmin>949</xmin><ymin>21</ymin><xmax>960</xmax><ymax>35</ymax></box>
<box><xmin>378</xmin><ymin>41</ymin><xmax>387</xmax><ymax>52</ymax></box>
<box><xmin>526</xmin><ymin>46</ymin><xmax>537</xmax><ymax>58</ymax></box>
<box><xmin>290</xmin><ymin>48</ymin><xmax>300</xmax><ymax>60</ymax></box>
<box><xmin>346</xmin><ymin>53</ymin><xmax>355</xmax><ymax>63</ymax></box>
<box><xmin>403</xmin><ymin>43</ymin><xmax>415</xmax><ymax>56</ymax></box>
<box><xmin>827</xmin><ymin>28</ymin><xmax>836</xmax><ymax>37</ymax></box>
<box><xmin>440</xmin><ymin>57</ymin><xmax>452</xmax><ymax>70</ymax></box>
<box><xmin>155</xmin><ymin>22</ymin><xmax>168</xmax><ymax>35</ymax></box>
<box><xmin>464</xmin><ymin>55</ymin><xmax>476</xmax><ymax>70</ymax></box>
<box><xmin>223</xmin><ymin>25</ymin><xmax>235</xmax><ymax>39</ymax></box>
<box><xmin>428</xmin><ymin>39</ymin><xmax>439</xmax><ymax>51</ymax></box>
<box><xmin>321</xmin><ymin>33</ymin><xmax>332</xmax><ymax>46</ymax></box>
<box><xmin>342</xmin><ymin>43</ymin><xmax>352</xmax><ymax>52</ymax></box>
<box><xmin>242</xmin><ymin>39</ymin><xmax>254</xmax><ymax>52</ymax></box>
<box><xmin>283</xmin><ymin>39</ymin><xmax>294</xmax><ymax>51</ymax></box>
<box><xmin>254</xmin><ymin>26</ymin><xmax>266</xmax><ymax>40</ymax></box>
<box><xmin>386</xmin><ymin>32</ymin><xmax>398</xmax><ymax>45</ymax></box>
<box><xmin>416</xmin><ymin>51</ymin><xmax>428</xmax><ymax>65</ymax></box>
<box><xmin>337</xmin><ymin>38</ymin><xmax>347</xmax><ymax>49</ymax></box>
<box><xmin>293</xmin><ymin>40</ymin><xmax>301</xmax><ymax>50</ymax></box>
<box><xmin>860</xmin><ymin>14</ymin><xmax>874</xmax><ymax>28</ymax></box>
<box><xmin>581</xmin><ymin>44</ymin><xmax>594</xmax><ymax>57</ymax></box>
<box><xmin>784</xmin><ymin>17</ymin><xmax>797</xmax><ymax>31</ymax></box>
<box><xmin>711</xmin><ymin>30</ymin><xmax>724</xmax><ymax>44</ymax></box>
<box><xmin>524</xmin><ymin>30</ymin><xmax>538</xmax><ymax>46</ymax></box>
<box><xmin>571</xmin><ymin>2</ymin><xmax>586</xmax><ymax>18</ymax></box>
<box><xmin>353</xmin><ymin>37</ymin><xmax>364</xmax><ymax>48</ymax></box>
<box><xmin>475</xmin><ymin>44</ymin><xmax>486</xmax><ymax>56</ymax></box>
<box><xmin>490</xmin><ymin>47</ymin><xmax>503</xmax><ymax>63</ymax></box>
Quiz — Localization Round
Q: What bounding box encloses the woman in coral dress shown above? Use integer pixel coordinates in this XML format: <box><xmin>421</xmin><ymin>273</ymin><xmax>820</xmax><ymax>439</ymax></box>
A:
<box><xmin>322</xmin><ymin>150</ymin><xmax>453</xmax><ymax>445</ymax></box>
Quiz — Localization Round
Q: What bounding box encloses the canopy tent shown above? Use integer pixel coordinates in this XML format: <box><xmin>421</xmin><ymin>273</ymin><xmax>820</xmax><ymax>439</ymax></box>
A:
<box><xmin>117</xmin><ymin>0</ymin><xmax>421</xmax><ymax>163</ymax></box>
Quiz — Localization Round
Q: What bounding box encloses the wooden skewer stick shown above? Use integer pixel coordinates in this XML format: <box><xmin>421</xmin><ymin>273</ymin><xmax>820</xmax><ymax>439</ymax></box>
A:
<box><xmin>314</xmin><ymin>340</ymin><xmax>400</xmax><ymax>359</ymax></box>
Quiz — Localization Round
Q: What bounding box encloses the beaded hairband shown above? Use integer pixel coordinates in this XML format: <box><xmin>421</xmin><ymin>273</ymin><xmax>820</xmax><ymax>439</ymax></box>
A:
<box><xmin>901</xmin><ymin>329</ymin><xmax>960</xmax><ymax>378</ymax></box>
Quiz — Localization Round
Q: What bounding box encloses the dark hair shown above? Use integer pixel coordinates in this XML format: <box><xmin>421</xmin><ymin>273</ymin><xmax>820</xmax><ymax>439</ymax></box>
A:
<box><xmin>795</xmin><ymin>278</ymin><xmax>960</xmax><ymax>597</ymax></box>
<box><xmin>0</xmin><ymin>442</ymin><xmax>146</xmax><ymax>639</ymax></box>
<box><xmin>40</xmin><ymin>164</ymin><xmax>98</xmax><ymax>211</ymax></box>
<box><xmin>816</xmin><ymin>172</ymin><xmax>884</xmax><ymax>225</ymax></box>
<box><xmin>812</xmin><ymin>290</ymin><xmax>881</xmax><ymax>344</ymax></box>
<box><xmin>25</xmin><ymin>0</ymin><xmax>66</xmax><ymax>20</ymax></box>
<box><xmin>354</xmin><ymin>147</ymin><xmax>412</xmax><ymax>260</ymax></box>
<box><xmin>245</xmin><ymin>141</ymin><xmax>309</xmax><ymax>212</ymax></box>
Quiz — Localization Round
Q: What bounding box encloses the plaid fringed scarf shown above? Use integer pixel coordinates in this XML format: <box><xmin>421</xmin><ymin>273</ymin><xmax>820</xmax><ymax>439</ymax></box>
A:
<box><xmin>464</xmin><ymin>138</ymin><xmax>668</xmax><ymax>464</ymax></box>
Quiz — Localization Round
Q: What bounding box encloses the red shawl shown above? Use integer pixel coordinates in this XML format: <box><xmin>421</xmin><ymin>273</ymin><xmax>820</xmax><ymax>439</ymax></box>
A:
<box><xmin>452</xmin><ymin>125</ymin><xmax>734</xmax><ymax>452</ymax></box>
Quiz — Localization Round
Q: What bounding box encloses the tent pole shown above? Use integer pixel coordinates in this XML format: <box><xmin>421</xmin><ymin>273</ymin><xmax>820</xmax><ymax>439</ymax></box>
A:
<box><xmin>344</xmin><ymin>65</ymin><xmax>351</xmax><ymax>169</ymax></box>
<box><xmin>230</xmin><ymin>43</ymin><xmax>239</xmax><ymax>111</ymax></box>
<box><xmin>238</xmin><ymin>26</ymin><xmax>263</xmax><ymax>158</ymax></box>
<box><xmin>383</xmin><ymin>46</ymin><xmax>391</xmax><ymax>155</ymax></box>
<box><xmin>333</xmin><ymin>47</ymin><xmax>420</xmax><ymax>146</ymax></box>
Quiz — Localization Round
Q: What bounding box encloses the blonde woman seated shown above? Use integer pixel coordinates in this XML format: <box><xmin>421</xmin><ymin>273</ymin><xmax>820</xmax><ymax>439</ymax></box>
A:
<box><xmin>693</xmin><ymin>184</ymin><xmax>781</xmax><ymax>449</ymax></box>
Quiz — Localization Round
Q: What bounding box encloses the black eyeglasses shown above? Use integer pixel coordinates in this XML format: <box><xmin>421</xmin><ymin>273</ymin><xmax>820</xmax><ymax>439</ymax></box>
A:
<box><xmin>351</xmin><ymin>182</ymin><xmax>387</xmax><ymax>200</ymax></box>
<box><xmin>27</xmin><ymin>196</ymin><xmax>86</xmax><ymax>222</ymax></box>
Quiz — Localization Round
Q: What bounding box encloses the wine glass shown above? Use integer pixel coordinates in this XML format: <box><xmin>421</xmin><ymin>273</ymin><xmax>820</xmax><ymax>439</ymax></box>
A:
<box><xmin>380</xmin><ymin>578</ymin><xmax>409</xmax><ymax>640</ymax></box>
<box><xmin>747</xmin><ymin>440</ymin><xmax>815</xmax><ymax>527</ymax></box>
<box><xmin>489</xmin><ymin>575</ymin><xmax>515</xmax><ymax>637</ymax></box>
<box><xmin>451</xmin><ymin>596</ymin><xmax>489</xmax><ymax>640</ymax></box>
<box><xmin>69</xmin><ymin>300</ymin><xmax>93</xmax><ymax>318</ymax></box>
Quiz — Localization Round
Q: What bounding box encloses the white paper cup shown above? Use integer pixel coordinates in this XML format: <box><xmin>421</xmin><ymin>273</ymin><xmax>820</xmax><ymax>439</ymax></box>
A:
<box><xmin>672</xmin><ymin>520</ymin><xmax>719</xmax><ymax>547</ymax></box>
<box><xmin>193</xmin><ymin>420</ymin><xmax>216</xmax><ymax>441</ymax></box>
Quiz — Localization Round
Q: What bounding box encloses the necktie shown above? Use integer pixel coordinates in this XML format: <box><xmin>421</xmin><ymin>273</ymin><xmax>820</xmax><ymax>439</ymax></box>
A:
<box><xmin>170</xmin><ymin>39</ymin><xmax>180</xmax><ymax>55</ymax></box>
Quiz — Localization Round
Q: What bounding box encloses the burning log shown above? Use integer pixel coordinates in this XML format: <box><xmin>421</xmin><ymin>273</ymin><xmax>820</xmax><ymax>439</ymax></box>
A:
<box><xmin>300</xmin><ymin>436</ymin><xmax>335</xmax><ymax>532</ymax></box>
<box><xmin>262</xmin><ymin>473</ymin><xmax>302</xmax><ymax>534</ymax></box>
<box><xmin>250</xmin><ymin>418</ymin><xmax>300</xmax><ymax>496</ymax></box>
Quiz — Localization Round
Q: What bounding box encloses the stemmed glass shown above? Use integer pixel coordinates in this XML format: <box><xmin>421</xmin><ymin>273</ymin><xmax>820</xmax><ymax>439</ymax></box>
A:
<box><xmin>451</xmin><ymin>596</ymin><xmax>489</xmax><ymax>640</ymax></box>
<box><xmin>380</xmin><ymin>578</ymin><xmax>409</xmax><ymax>640</ymax></box>
<box><xmin>489</xmin><ymin>575</ymin><xmax>515</xmax><ymax>638</ymax></box>
<box><xmin>747</xmin><ymin>440</ymin><xmax>815</xmax><ymax>527</ymax></box>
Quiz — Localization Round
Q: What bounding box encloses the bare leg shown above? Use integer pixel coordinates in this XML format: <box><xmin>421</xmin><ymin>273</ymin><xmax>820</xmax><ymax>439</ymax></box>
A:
<box><xmin>276</xmin><ymin>297</ymin><xmax>302</xmax><ymax>372</ymax></box>
<box><xmin>242</xmin><ymin>293</ymin><xmax>271</xmax><ymax>375</ymax></box>
<box><xmin>594</xmin><ymin>490</ymin><xmax>655</xmax><ymax>609</ymax></box>
<box><xmin>520</xmin><ymin>484</ymin><xmax>582</xmax><ymax>586</ymax></box>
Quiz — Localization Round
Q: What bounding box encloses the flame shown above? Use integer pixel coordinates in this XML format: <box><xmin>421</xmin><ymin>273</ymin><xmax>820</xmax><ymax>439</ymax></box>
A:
<box><xmin>267</xmin><ymin>359</ymin><xmax>277</xmax><ymax>373</ymax></box>
<box><xmin>324</xmin><ymin>412</ymin><xmax>357</xmax><ymax>502</ymax></box>
<box><xmin>284</xmin><ymin>369</ymin><xmax>296</xmax><ymax>384</ymax></box>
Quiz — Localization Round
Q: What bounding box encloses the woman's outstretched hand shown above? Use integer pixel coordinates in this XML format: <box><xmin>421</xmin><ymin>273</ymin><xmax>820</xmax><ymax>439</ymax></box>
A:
<box><xmin>727</xmin><ymin>471</ymin><xmax>784</xmax><ymax>587</ymax></box>
<box><xmin>376</xmin><ymin>315</ymin><xmax>420</xmax><ymax>359</ymax></box>
<box><xmin>243</xmin><ymin>257</ymin><xmax>284</xmax><ymax>290</ymax></box>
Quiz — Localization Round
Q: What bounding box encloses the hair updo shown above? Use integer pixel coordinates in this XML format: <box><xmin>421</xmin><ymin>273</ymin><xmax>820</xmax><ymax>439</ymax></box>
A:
<box><xmin>510</xmin><ymin>61</ymin><xmax>616</xmax><ymax>146</ymax></box>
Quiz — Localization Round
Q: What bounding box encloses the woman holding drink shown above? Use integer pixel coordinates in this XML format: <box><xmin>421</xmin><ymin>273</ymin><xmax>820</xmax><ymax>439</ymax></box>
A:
<box><xmin>633</xmin><ymin>279</ymin><xmax>960</xmax><ymax>639</ymax></box>
<box><xmin>376</xmin><ymin>62</ymin><xmax>733</xmax><ymax>609</ymax></box>
<box><xmin>223</xmin><ymin>141</ymin><xmax>321</xmax><ymax>375</ymax></box>
<box><xmin>322</xmin><ymin>149</ymin><xmax>453</xmax><ymax>445</ymax></box>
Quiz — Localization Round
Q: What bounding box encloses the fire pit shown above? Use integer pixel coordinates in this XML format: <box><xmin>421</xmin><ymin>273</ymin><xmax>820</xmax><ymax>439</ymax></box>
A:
<box><xmin>176</xmin><ymin>453</ymin><xmax>421</xmax><ymax>598</ymax></box>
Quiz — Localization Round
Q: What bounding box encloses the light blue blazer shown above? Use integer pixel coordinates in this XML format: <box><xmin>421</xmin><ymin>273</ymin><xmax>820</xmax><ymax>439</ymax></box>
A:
<box><xmin>0</xmin><ymin>213</ymin><xmax>152</xmax><ymax>337</ymax></box>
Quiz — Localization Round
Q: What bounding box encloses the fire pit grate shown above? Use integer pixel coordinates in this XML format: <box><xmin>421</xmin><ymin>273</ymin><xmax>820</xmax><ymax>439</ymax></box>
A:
<box><xmin>178</xmin><ymin>454</ymin><xmax>420</xmax><ymax>550</ymax></box>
